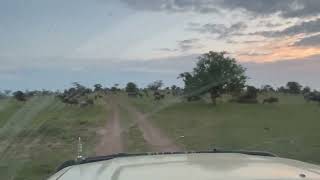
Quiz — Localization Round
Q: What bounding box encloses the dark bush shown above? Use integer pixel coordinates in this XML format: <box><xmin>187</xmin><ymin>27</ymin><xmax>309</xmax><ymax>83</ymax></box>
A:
<box><xmin>187</xmin><ymin>96</ymin><xmax>201</xmax><ymax>102</ymax></box>
<box><xmin>263</xmin><ymin>97</ymin><xmax>279</xmax><ymax>104</ymax></box>
<box><xmin>233</xmin><ymin>86</ymin><xmax>258</xmax><ymax>104</ymax></box>
<box><xmin>13</xmin><ymin>91</ymin><xmax>26</xmax><ymax>101</ymax></box>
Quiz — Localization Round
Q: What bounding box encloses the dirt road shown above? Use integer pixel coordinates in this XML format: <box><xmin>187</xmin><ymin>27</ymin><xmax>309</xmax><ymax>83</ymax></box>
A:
<box><xmin>121</xmin><ymin>102</ymin><xmax>182</xmax><ymax>152</ymax></box>
<box><xmin>95</xmin><ymin>99</ymin><xmax>123</xmax><ymax>156</ymax></box>
<box><xmin>96</xmin><ymin>96</ymin><xmax>181</xmax><ymax>155</ymax></box>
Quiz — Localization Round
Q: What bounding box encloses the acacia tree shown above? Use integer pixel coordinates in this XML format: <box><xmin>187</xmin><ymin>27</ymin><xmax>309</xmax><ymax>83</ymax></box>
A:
<box><xmin>94</xmin><ymin>84</ymin><xmax>103</xmax><ymax>92</ymax></box>
<box><xmin>147</xmin><ymin>80</ymin><xmax>163</xmax><ymax>91</ymax></box>
<box><xmin>302</xmin><ymin>86</ymin><xmax>311</xmax><ymax>94</ymax></box>
<box><xmin>286</xmin><ymin>81</ymin><xmax>302</xmax><ymax>94</ymax></box>
<box><xmin>179</xmin><ymin>51</ymin><xmax>247</xmax><ymax>104</ymax></box>
<box><xmin>125</xmin><ymin>82</ymin><xmax>138</xmax><ymax>93</ymax></box>
<box><xmin>13</xmin><ymin>91</ymin><xmax>26</xmax><ymax>101</ymax></box>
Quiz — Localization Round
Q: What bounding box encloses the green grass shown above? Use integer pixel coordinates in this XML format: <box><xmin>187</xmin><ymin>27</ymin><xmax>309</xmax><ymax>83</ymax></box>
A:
<box><xmin>0</xmin><ymin>99</ymin><xmax>24</xmax><ymax>127</ymax></box>
<box><xmin>148</xmin><ymin>94</ymin><xmax>320</xmax><ymax>164</ymax></box>
<box><xmin>1</xmin><ymin>92</ymin><xmax>320</xmax><ymax>179</ymax></box>
<box><xmin>0</xmin><ymin>96</ymin><xmax>106</xmax><ymax>180</ymax></box>
<box><xmin>118</xmin><ymin>105</ymin><xmax>148</xmax><ymax>153</ymax></box>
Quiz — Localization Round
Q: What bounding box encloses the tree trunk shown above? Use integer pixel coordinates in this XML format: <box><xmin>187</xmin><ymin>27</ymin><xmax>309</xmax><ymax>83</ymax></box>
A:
<box><xmin>210</xmin><ymin>91</ymin><xmax>217</xmax><ymax>105</ymax></box>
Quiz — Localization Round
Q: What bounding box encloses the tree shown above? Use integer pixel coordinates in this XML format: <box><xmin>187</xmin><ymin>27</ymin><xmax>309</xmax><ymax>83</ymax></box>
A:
<box><xmin>179</xmin><ymin>51</ymin><xmax>247</xmax><ymax>104</ymax></box>
<box><xmin>147</xmin><ymin>80</ymin><xmax>163</xmax><ymax>91</ymax></box>
<box><xmin>94</xmin><ymin>84</ymin><xmax>103</xmax><ymax>92</ymax></box>
<box><xmin>302</xmin><ymin>86</ymin><xmax>311</xmax><ymax>94</ymax></box>
<box><xmin>125</xmin><ymin>82</ymin><xmax>138</xmax><ymax>93</ymax></box>
<box><xmin>286</xmin><ymin>81</ymin><xmax>302</xmax><ymax>94</ymax></box>
<box><xmin>111</xmin><ymin>83</ymin><xmax>120</xmax><ymax>93</ymax></box>
<box><xmin>0</xmin><ymin>91</ymin><xmax>5</xmax><ymax>99</ymax></box>
<box><xmin>261</xmin><ymin>85</ymin><xmax>274</xmax><ymax>93</ymax></box>
<box><xmin>171</xmin><ymin>85</ymin><xmax>177</xmax><ymax>91</ymax></box>
<box><xmin>277</xmin><ymin>86</ymin><xmax>287</xmax><ymax>93</ymax></box>
<box><xmin>4</xmin><ymin>90</ymin><xmax>11</xmax><ymax>96</ymax></box>
<box><xmin>171</xmin><ymin>85</ymin><xmax>178</xmax><ymax>96</ymax></box>
<box><xmin>235</xmin><ymin>86</ymin><xmax>259</xmax><ymax>104</ymax></box>
<box><xmin>13</xmin><ymin>91</ymin><xmax>26</xmax><ymax>101</ymax></box>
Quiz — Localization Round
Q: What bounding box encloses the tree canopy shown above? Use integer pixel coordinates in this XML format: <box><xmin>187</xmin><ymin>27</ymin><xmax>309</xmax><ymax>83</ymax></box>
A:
<box><xmin>94</xmin><ymin>84</ymin><xmax>103</xmax><ymax>92</ymax></box>
<box><xmin>179</xmin><ymin>51</ymin><xmax>247</xmax><ymax>104</ymax></box>
<box><xmin>147</xmin><ymin>80</ymin><xmax>163</xmax><ymax>91</ymax></box>
<box><xmin>286</xmin><ymin>81</ymin><xmax>302</xmax><ymax>94</ymax></box>
<box><xmin>125</xmin><ymin>82</ymin><xmax>138</xmax><ymax>93</ymax></box>
<box><xmin>13</xmin><ymin>91</ymin><xmax>26</xmax><ymax>101</ymax></box>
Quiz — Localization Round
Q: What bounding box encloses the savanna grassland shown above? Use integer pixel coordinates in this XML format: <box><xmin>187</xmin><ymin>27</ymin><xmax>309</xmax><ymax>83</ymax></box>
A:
<box><xmin>1</xmin><ymin>91</ymin><xmax>320</xmax><ymax>180</ymax></box>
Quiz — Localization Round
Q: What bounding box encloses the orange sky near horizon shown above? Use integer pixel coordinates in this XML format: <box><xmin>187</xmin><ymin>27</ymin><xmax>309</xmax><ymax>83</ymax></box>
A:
<box><xmin>236</xmin><ymin>36</ymin><xmax>320</xmax><ymax>62</ymax></box>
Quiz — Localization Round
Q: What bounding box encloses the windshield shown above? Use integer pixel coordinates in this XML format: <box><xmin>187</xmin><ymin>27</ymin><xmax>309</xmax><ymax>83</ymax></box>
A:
<box><xmin>1</xmin><ymin>0</ymin><xmax>320</xmax><ymax>180</ymax></box>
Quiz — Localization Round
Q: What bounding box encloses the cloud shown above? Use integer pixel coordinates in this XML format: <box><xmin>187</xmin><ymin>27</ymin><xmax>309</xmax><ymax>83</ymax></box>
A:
<box><xmin>120</xmin><ymin>0</ymin><xmax>320</xmax><ymax>18</ymax></box>
<box><xmin>188</xmin><ymin>22</ymin><xmax>247</xmax><ymax>39</ymax></box>
<box><xmin>119</xmin><ymin>0</ymin><xmax>219</xmax><ymax>14</ymax></box>
<box><xmin>177</xmin><ymin>38</ymin><xmax>202</xmax><ymax>51</ymax></box>
<box><xmin>157</xmin><ymin>48</ymin><xmax>179</xmax><ymax>52</ymax></box>
<box><xmin>254</xmin><ymin>18</ymin><xmax>320</xmax><ymax>37</ymax></box>
<box><xmin>258</xmin><ymin>20</ymin><xmax>283</xmax><ymax>28</ymax></box>
<box><xmin>243</xmin><ymin>54</ymin><xmax>320</xmax><ymax>89</ymax></box>
<box><xmin>293</xmin><ymin>34</ymin><xmax>320</xmax><ymax>47</ymax></box>
<box><xmin>218</xmin><ymin>0</ymin><xmax>320</xmax><ymax>18</ymax></box>
<box><xmin>238</xmin><ymin>51</ymin><xmax>272</xmax><ymax>57</ymax></box>
<box><xmin>157</xmin><ymin>38</ymin><xmax>202</xmax><ymax>52</ymax></box>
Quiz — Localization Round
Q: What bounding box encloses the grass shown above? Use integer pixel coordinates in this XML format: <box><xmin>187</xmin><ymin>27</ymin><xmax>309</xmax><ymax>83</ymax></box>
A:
<box><xmin>118</xmin><ymin>104</ymin><xmax>149</xmax><ymax>153</ymax></box>
<box><xmin>146</xmin><ymin>94</ymin><xmax>320</xmax><ymax>164</ymax></box>
<box><xmin>0</xmin><ymin>96</ymin><xmax>106</xmax><ymax>180</ymax></box>
<box><xmin>0</xmin><ymin>99</ymin><xmax>24</xmax><ymax>127</ymax></box>
<box><xmin>1</xmin><ymin>92</ymin><xmax>320</xmax><ymax>179</ymax></box>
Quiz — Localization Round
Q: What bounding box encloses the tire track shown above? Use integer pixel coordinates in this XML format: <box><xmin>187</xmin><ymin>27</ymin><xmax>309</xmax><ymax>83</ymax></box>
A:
<box><xmin>120</xmin><ymin>101</ymin><xmax>181</xmax><ymax>152</ymax></box>
<box><xmin>95</xmin><ymin>98</ymin><xmax>123</xmax><ymax>156</ymax></box>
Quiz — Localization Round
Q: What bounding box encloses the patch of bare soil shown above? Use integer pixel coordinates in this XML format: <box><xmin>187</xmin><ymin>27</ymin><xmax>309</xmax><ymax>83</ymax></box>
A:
<box><xmin>95</xmin><ymin>100</ymin><xmax>123</xmax><ymax>156</ymax></box>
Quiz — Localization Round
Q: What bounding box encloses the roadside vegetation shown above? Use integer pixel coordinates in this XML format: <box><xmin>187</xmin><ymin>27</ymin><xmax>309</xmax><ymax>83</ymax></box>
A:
<box><xmin>0</xmin><ymin>96</ymin><xmax>106</xmax><ymax>180</ymax></box>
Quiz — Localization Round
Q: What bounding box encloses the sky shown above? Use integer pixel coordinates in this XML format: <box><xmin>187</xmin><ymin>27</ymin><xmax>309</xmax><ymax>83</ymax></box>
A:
<box><xmin>1</xmin><ymin>0</ymin><xmax>320</xmax><ymax>90</ymax></box>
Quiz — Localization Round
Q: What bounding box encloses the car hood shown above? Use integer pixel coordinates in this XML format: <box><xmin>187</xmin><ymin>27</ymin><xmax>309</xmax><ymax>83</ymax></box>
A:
<box><xmin>48</xmin><ymin>153</ymin><xmax>320</xmax><ymax>180</ymax></box>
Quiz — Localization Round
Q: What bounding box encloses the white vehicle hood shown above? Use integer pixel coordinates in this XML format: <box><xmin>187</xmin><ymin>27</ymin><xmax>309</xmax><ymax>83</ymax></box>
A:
<box><xmin>48</xmin><ymin>153</ymin><xmax>320</xmax><ymax>180</ymax></box>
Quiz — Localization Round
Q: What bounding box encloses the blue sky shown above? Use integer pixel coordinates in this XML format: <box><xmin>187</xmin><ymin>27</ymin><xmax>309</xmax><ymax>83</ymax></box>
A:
<box><xmin>1</xmin><ymin>0</ymin><xmax>320</xmax><ymax>90</ymax></box>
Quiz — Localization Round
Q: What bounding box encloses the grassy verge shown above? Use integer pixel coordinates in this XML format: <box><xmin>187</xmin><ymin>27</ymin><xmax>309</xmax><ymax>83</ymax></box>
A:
<box><xmin>0</xmin><ymin>96</ymin><xmax>106</xmax><ymax>180</ymax></box>
<box><xmin>150</xmin><ymin>98</ymin><xmax>320</xmax><ymax>164</ymax></box>
<box><xmin>0</xmin><ymin>99</ymin><xmax>24</xmax><ymax>127</ymax></box>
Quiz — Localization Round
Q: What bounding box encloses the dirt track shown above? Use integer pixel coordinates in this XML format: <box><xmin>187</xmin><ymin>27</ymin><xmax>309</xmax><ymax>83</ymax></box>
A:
<box><xmin>95</xmin><ymin>99</ymin><xmax>123</xmax><ymax>156</ymax></box>
<box><xmin>95</xmin><ymin>96</ymin><xmax>181</xmax><ymax>155</ymax></box>
<box><xmin>122</xmin><ymin>102</ymin><xmax>181</xmax><ymax>152</ymax></box>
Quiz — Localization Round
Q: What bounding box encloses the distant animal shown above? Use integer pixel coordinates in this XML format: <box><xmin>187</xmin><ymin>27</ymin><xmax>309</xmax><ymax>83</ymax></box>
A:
<box><xmin>187</xmin><ymin>96</ymin><xmax>200</xmax><ymax>102</ymax></box>
<box><xmin>304</xmin><ymin>92</ymin><xmax>320</xmax><ymax>103</ymax></box>
<box><xmin>153</xmin><ymin>91</ymin><xmax>165</xmax><ymax>101</ymax></box>
<box><xmin>79</xmin><ymin>99</ymin><xmax>94</xmax><ymax>107</ymax></box>
<box><xmin>94</xmin><ymin>94</ymin><xmax>103</xmax><ymax>100</ymax></box>
<box><xmin>66</xmin><ymin>98</ymin><xmax>79</xmax><ymax>106</ymax></box>
<box><xmin>79</xmin><ymin>101</ymin><xmax>88</xmax><ymax>107</ymax></box>
<box><xmin>127</xmin><ymin>92</ymin><xmax>138</xmax><ymax>97</ymax></box>
<box><xmin>262</xmin><ymin>97</ymin><xmax>279</xmax><ymax>104</ymax></box>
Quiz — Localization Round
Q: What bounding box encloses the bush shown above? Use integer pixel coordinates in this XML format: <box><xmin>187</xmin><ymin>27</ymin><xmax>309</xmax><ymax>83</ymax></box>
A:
<box><xmin>262</xmin><ymin>97</ymin><xmax>279</xmax><ymax>104</ymax></box>
<box><xmin>232</xmin><ymin>86</ymin><xmax>258</xmax><ymax>104</ymax></box>
<box><xmin>187</xmin><ymin>96</ymin><xmax>201</xmax><ymax>102</ymax></box>
<box><xmin>13</xmin><ymin>91</ymin><xmax>26</xmax><ymax>101</ymax></box>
